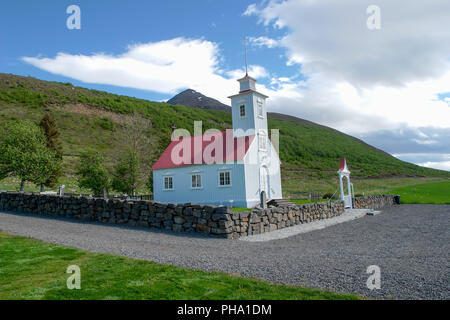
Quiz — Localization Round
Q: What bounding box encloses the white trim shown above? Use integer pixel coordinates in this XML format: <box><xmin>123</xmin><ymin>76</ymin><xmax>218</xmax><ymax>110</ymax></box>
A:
<box><xmin>217</xmin><ymin>166</ymin><xmax>232</xmax><ymax>171</ymax></box>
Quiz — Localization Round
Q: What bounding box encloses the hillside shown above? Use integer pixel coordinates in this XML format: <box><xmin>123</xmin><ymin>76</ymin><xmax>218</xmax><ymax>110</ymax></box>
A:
<box><xmin>0</xmin><ymin>73</ymin><xmax>448</xmax><ymax>193</ymax></box>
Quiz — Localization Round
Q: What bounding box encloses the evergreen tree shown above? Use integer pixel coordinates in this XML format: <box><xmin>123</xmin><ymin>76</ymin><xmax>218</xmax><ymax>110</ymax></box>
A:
<box><xmin>39</xmin><ymin>114</ymin><xmax>63</xmax><ymax>190</ymax></box>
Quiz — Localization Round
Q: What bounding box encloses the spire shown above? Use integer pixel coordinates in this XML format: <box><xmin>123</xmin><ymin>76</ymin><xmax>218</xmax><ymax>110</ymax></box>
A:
<box><xmin>244</xmin><ymin>37</ymin><xmax>248</xmax><ymax>77</ymax></box>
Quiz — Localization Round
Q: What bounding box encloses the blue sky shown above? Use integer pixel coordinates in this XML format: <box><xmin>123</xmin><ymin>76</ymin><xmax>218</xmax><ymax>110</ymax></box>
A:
<box><xmin>1</xmin><ymin>0</ymin><xmax>450</xmax><ymax>171</ymax></box>
<box><xmin>0</xmin><ymin>0</ymin><xmax>293</xmax><ymax>101</ymax></box>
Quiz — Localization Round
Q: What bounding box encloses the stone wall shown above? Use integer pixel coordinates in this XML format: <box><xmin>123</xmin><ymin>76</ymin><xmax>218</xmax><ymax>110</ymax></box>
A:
<box><xmin>0</xmin><ymin>192</ymin><xmax>234</xmax><ymax>237</ymax></box>
<box><xmin>240</xmin><ymin>200</ymin><xmax>346</xmax><ymax>237</ymax></box>
<box><xmin>0</xmin><ymin>192</ymin><xmax>397</xmax><ymax>239</ymax></box>
<box><xmin>353</xmin><ymin>194</ymin><xmax>398</xmax><ymax>210</ymax></box>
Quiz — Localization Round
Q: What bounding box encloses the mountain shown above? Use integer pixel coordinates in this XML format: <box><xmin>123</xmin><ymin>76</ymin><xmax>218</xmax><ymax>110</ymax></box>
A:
<box><xmin>0</xmin><ymin>73</ymin><xmax>448</xmax><ymax>193</ymax></box>
<box><xmin>167</xmin><ymin>89</ymin><xmax>231</xmax><ymax>113</ymax></box>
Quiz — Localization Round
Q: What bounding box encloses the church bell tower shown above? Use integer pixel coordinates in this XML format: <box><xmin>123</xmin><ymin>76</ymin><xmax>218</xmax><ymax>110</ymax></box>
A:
<box><xmin>228</xmin><ymin>74</ymin><xmax>269</xmax><ymax>139</ymax></box>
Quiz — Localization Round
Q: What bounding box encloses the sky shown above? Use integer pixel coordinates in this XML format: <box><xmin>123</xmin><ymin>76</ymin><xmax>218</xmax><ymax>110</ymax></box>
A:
<box><xmin>0</xmin><ymin>0</ymin><xmax>449</xmax><ymax>171</ymax></box>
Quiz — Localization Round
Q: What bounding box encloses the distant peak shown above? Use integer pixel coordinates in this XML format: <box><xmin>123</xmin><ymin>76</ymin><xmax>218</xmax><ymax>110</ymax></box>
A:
<box><xmin>167</xmin><ymin>88</ymin><xmax>231</xmax><ymax>113</ymax></box>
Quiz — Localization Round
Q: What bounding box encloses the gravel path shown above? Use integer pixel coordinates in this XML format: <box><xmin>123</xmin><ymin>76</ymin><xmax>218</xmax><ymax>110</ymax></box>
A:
<box><xmin>242</xmin><ymin>208</ymin><xmax>371</xmax><ymax>242</ymax></box>
<box><xmin>1</xmin><ymin>204</ymin><xmax>449</xmax><ymax>300</ymax></box>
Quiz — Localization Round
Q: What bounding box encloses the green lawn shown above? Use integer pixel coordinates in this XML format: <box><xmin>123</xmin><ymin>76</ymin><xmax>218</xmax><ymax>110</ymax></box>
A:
<box><xmin>231</xmin><ymin>207</ymin><xmax>251</xmax><ymax>213</ymax></box>
<box><xmin>390</xmin><ymin>180</ymin><xmax>450</xmax><ymax>204</ymax></box>
<box><xmin>0</xmin><ymin>231</ymin><xmax>360</xmax><ymax>300</ymax></box>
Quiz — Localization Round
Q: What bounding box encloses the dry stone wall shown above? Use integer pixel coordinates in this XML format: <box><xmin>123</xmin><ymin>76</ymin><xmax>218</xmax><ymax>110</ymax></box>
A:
<box><xmin>0</xmin><ymin>192</ymin><xmax>398</xmax><ymax>239</ymax></box>
<box><xmin>353</xmin><ymin>194</ymin><xmax>399</xmax><ymax>209</ymax></box>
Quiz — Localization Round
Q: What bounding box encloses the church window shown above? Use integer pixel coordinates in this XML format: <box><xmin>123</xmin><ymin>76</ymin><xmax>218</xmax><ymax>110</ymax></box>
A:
<box><xmin>219</xmin><ymin>171</ymin><xmax>231</xmax><ymax>186</ymax></box>
<box><xmin>191</xmin><ymin>174</ymin><xmax>202</xmax><ymax>189</ymax></box>
<box><xmin>164</xmin><ymin>176</ymin><xmax>173</xmax><ymax>190</ymax></box>
<box><xmin>240</xmin><ymin>105</ymin><xmax>246</xmax><ymax>117</ymax></box>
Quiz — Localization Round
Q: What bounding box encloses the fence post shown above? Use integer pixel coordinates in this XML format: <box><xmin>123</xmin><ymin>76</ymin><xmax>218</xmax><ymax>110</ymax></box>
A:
<box><xmin>260</xmin><ymin>191</ymin><xmax>267</xmax><ymax>209</ymax></box>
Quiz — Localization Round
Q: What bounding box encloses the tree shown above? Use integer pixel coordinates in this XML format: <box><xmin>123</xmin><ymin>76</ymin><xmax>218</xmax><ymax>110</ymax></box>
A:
<box><xmin>76</xmin><ymin>151</ymin><xmax>110</xmax><ymax>196</ymax></box>
<box><xmin>146</xmin><ymin>171</ymin><xmax>153</xmax><ymax>196</ymax></box>
<box><xmin>0</xmin><ymin>120</ymin><xmax>57</xmax><ymax>192</ymax></box>
<box><xmin>39</xmin><ymin>114</ymin><xmax>63</xmax><ymax>191</ymax></box>
<box><xmin>112</xmin><ymin>148</ymin><xmax>140</xmax><ymax>196</ymax></box>
<box><xmin>114</xmin><ymin>112</ymin><xmax>155</xmax><ymax>194</ymax></box>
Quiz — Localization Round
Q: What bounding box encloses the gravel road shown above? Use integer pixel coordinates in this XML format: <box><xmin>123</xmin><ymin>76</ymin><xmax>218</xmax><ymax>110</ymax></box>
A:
<box><xmin>1</xmin><ymin>204</ymin><xmax>449</xmax><ymax>299</ymax></box>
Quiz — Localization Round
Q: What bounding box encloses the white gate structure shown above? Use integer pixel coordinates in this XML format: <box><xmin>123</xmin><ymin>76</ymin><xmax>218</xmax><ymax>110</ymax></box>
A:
<box><xmin>338</xmin><ymin>158</ymin><xmax>354</xmax><ymax>209</ymax></box>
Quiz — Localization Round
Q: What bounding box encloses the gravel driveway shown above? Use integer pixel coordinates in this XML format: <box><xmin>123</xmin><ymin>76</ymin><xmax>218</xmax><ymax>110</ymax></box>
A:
<box><xmin>1</xmin><ymin>204</ymin><xmax>449</xmax><ymax>299</ymax></box>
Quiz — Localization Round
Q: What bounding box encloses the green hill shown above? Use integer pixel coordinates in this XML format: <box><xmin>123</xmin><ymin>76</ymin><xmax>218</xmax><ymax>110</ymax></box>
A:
<box><xmin>0</xmin><ymin>73</ymin><xmax>448</xmax><ymax>194</ymax></box>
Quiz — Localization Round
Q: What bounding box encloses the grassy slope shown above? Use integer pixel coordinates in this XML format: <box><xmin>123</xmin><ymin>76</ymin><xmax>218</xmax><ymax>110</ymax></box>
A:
<box><xmin>0</xmin><ymin>73</ymin><xmax>448</xmax><ymax>194</ymax></box>
<box><xmin>390</xmin><ymin>181</ymin><xmax>450</xmax><ymax>204</ymax></box>
<box><xmin>0</xmin><ymin>231</ymin><xmax>359</xmax><ymax>300</ymax></box>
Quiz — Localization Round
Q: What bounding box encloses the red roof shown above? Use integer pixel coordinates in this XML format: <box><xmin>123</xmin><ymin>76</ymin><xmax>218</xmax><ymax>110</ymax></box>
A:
<box><xmin>152</xmin><ymin>130</ymin><xmax>255</xmax><ymax>170</ymax></box>
<box><xmin>338</xmin><ymin>158</ymin><xmax>349</xmax><ymax>172</ymax></box>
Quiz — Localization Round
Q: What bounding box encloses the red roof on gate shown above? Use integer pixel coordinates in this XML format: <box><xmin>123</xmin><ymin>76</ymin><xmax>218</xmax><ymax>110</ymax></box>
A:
<box><xmin>339</xmin><ymin>158</ymin><xmax>346</xmax><ymax>171</ymax></box>
<box><xmin>338</xmin><ymin>158</ymin><xmax>350</xmax><ymax>173</ymax></box>
<box><xmin>152</xmin><ymin>130</ymin><xmax>255</xmax><ymax>170</ymax></box>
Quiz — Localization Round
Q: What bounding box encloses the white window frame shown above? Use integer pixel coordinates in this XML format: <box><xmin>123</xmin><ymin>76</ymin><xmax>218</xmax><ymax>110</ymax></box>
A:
<box><xmin>239</xmin><ymin>104</ymin><xmax>246</xmax><ymax>118</ymax></box>
<box><xmin>163</xmin><ymin>176</ymin><xmax>174</xmax><ymax>191</ymax></box>
<box><xmin>218</xmin><ymin>170</ymin><xmax>232</xmax><ymax>187</ymax></box>
<box><xmin>258</xmin><ymin>130</ymin><xmax>267</xmax><ymax>151</ymax></box>
<box><xmin>191</xmin><ymin>174</ymin><xmax>202</xmax><ymax>189</ymax></box>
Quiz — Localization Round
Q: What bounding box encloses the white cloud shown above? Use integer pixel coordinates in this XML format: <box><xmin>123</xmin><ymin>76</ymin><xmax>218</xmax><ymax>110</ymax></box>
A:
<box><xmin>243</xmin><ymin>3</ymin><xmax>258</xmax><ymax>17</ymax></box>
<box><xmin>248</xmin><ymin>0</ymin><xmax>450</xmax><ymax>87</ymax></box>
<box><xmin>248</xmin><ymin>36</ymin><xmax>279</xmax><ymax>48</ymax></box>
<box><xmin>412</xmin><ymin>139</ymin><xmax>438</xmax><ymax>145</ymax></box>
<box><xmin>243</xmin><ymin>0</ymin><xmax>450</xmax><ymax>135</ymax></box>
<box><xmin>226</xmin><ymin>64</ymin><xmax>270</xmax><ymax>80</ymax></box>
<box><xmin>420</xmin><ymin>161</ymin><xmax>450</xmax><ymax>171</ymax></box>
<box><xmin>22</xmin><ymin>1</ymin><xmax>450</xmax><ymax>169</ymax></box>
<box><xmin>23</xmin><ymin>38</ymin><xmax>249</xmax><ymax>105</ymax></box>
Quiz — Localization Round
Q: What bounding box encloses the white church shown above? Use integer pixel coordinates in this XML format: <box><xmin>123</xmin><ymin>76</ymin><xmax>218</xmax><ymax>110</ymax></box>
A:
<box><xmin>152</xmin><ymin>73</ymin><xmax>283</xmax><ymax>208</ymax></box>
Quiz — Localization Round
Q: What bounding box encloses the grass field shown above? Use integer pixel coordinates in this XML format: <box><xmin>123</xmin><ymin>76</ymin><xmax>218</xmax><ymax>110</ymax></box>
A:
<box><xmin>1</xmin><ymin>175</ymin><xmax>446</xmax><ymax>199</ymax></box>
<box><xmin>0</xmin><ymin>231</ymin><xmax>359</xmax><ymax>300</ymax></box>
<box><xmin>389</xmin><ymin>180</ymin><xmax>450</xmax><ymax>204</ymax></box>
<box><xmin>281</xmin><ymin>176</ymin><xmax>446</xmax><ymax>196</ymax></box>
<box><xmin>1</xmin><ymin>73</ymin><xmax>449</xmax><ymax>186</ymax></box>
